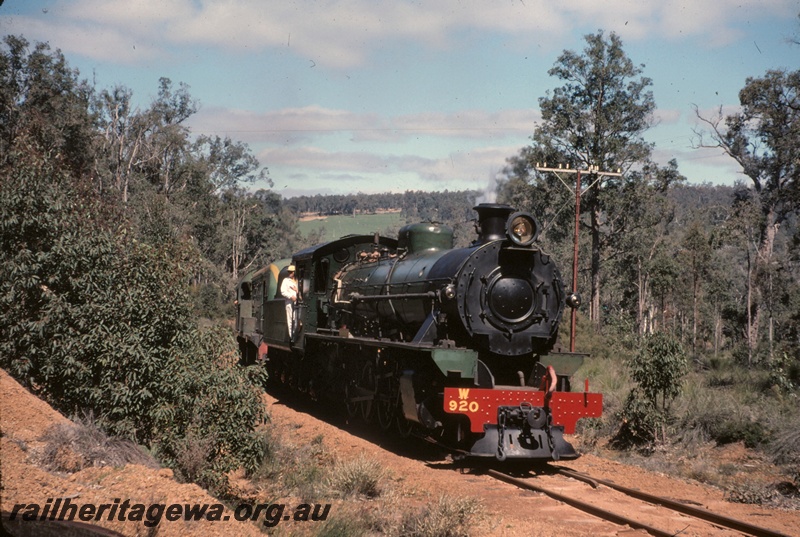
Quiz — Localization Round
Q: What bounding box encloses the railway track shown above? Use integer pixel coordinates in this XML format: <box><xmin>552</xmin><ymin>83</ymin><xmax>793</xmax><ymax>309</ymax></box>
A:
<box><xmin>484</xmin><ymin>466</ymin><xmax>793</xmax><ymax>537</ymax></box>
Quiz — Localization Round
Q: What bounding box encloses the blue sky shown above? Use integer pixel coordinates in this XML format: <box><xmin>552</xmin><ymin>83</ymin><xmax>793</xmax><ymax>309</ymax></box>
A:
<box><xmin>2</xmin><ymin>1</ymin><xmax>798</xmax><ymax>198</ymax></box>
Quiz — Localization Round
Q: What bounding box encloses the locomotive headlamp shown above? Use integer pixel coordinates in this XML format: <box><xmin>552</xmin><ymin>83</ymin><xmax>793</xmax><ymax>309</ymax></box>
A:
<box><xmin>443</xmin><ymin>284</ymin><xmax>456</xmax><ymax>300</ymax></box>
<box><xmin>506</xmin><ymin>212</ymin><xmax>539</xmax><ymax>246</ymax></box>
<box><xmin>566</xmin><ymin>292</ymin><xmax>582</xmax><ymax>309</ymax></box>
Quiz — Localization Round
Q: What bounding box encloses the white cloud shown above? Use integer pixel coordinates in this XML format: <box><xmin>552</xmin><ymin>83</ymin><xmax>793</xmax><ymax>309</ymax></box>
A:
<box><xmin>189</xmin><ymin>105</ymin><xmax>540</xmax><ymax>144</ymax></box>
<box><xmin>259</xmin><ymin>145</ymin><xmax>398</xmax><ymax>172</ymax></box>
<box><xmin>190</xmin><ymin>105</ymin><xmax>388</xmax><ymax>144</ymax></box>
<box><xmin>653</xmin><ymin>108</ymin><xmax>682</xmax><ymax>126</ymax></box>
<box><xmin>190</xmin><ymin>106</ymin><xmax>374</xmax><ymax>145</ymax></box>
<box><xmin>384</xmin><ymin>109</ymin><xmax>541</xmax><ymax>140</ymax></box>
<box><xmin>9</xmin><ymin>0</ymin><xmax>796</xmax><ymax>68</ymax></box>
<box><xmin>258</xmin><ymin>142</ymin><xmax>525</xmax><ymax>194</ymax></box>
<box><xmin>187</xmin><ymin>104</ymin><xmax>539</xmax><ymax>193</ymax></box>
<box><xmin>3</xmin><ymin>14</ymin><xmax>166</xmax><ymax>64</ymax></box>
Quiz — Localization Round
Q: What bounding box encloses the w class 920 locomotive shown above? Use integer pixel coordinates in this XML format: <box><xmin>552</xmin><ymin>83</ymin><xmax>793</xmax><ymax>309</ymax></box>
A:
<box><xmin>235</xmin><ymin>204</ymin><xmax>602</xmax><ymax>461</ymax></box>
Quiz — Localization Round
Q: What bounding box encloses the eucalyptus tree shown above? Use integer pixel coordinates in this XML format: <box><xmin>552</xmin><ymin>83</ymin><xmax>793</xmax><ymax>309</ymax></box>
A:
<box><xmin>91</xmin><ymin>77</ymin><xmax>198</xmax><ymax>208</ymax></box>
<box><xmin>0</xmin><ymin>35</ymin><xmax>95</xmax><ymax>178</ymax></box>
<box><xmin>507</xmin><ymin>30</ymin><xmax>659</xmax><ymax>327</ymax></box>
<box><xmin>695</xmin><ymin>69</ymin><xmax>800</xmax><ymax>362</ymax></box>
<box><xmin>93</xmin><ymin>85</ymin><xmax>141</xmax><ymax>204</ymax></box>
<box><xmin>91</xmin><ymin>77</ymin><xmax>199</xmax><ymax>247</ymax></box>
<box><xmin>186</xmin><ymin>135</ymin><xmax>271</xmax><ymax>280</ymax></box>
<box><xmin>680</xmin><ymin>220</ymin><xmax>713</xmax><ymax>355</ymax></box>
<box><xmin>606</xmin><ymin>160</ymin><xmax>684</xmax><ymax>336</ymax></box>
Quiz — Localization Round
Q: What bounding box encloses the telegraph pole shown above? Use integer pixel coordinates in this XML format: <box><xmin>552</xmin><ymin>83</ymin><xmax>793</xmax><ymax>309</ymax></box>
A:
<box><xmin>534</xmin><ymin>164</ymin><xmax>622</xmax><ymax>352</ymax></box>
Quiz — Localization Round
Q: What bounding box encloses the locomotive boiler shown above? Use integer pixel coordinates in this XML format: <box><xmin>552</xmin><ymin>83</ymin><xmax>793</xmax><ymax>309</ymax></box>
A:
<box><xmin>236</xmin><ymin>203</ymin><xmax>602</xmax><ymax>462</ymax></box>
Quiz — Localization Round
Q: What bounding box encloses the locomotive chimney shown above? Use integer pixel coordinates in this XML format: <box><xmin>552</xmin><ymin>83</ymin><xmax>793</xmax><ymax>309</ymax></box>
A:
<box><xmin>473</xmin><ymin>203</ymin><xmax>514</xmax><ymax>244</ymax></box>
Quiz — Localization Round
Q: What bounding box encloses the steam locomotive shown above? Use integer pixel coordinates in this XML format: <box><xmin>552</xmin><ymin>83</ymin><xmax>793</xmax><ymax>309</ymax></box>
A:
<box><xmin>235</xmin><ymin>204</ymin><xmax>602</xmax><ymax>461</ymax></box>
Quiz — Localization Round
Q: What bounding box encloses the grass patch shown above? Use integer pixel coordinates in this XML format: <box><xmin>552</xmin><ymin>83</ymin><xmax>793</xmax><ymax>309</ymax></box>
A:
<box><xmin>327</xmin><ymin>454</ymin><xmax>387</xmax><ymax>498</ymax></box>
<box><xmin>572</xmin><ymin>353</ymin><xmax>634</xmax><ymax>448</ymax></box>
<box><xmin>244</xmin><ymin>424</ymin><xmax>484</xmax><ymax>536</ymax></box>
<box><xmin>38</xmin><ymin>415</ymin><xmax>159</xmax><ymax>473</ymax></box>
<box><xmin>312</xmin><ymin>515</ymin><xmax>370</xmax><ymax>537</ymax></box>
<box><xmin>249</xmin><ymin>430</ymin><xmax>390</xmax><ymax>503</ymax></box>
<box><xmin>399</xmin><ymin>495</ymin><xmax>481</xmax><ymax>537</ymax></box>
<box><xmin>249</xmin><ymin>427</ymin><xmax>334</xmax><ymax>502</ymax></box>
<box><xmin>770</xmin><ymin>414</ymin><xmax>800</xmax><ymax>465</ymax></box>
<box><xmin>568</xmin><ymin>328</ymin><xmax>799</xmax><ymax>508</ymax></box>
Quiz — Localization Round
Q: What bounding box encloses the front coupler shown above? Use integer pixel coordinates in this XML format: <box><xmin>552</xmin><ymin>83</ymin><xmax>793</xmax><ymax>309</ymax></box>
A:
<box><xmin>468</xmin><ymin>403</ymin><xmax>579</xmax><ymax>461</ymax></box>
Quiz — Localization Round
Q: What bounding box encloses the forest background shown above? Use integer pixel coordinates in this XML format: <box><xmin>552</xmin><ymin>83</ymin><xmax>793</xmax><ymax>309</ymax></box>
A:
<box><xmin>1</xmin><ymin>31</ymin><xmax>798</xmax><ymax>502</ymax></box>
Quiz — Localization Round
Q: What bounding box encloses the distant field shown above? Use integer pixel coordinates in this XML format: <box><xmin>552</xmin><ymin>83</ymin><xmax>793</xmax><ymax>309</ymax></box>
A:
<box><xmin>297</xmin><ymin>213</ymin><xmax>406</xmax><ymax>242</ymax></box>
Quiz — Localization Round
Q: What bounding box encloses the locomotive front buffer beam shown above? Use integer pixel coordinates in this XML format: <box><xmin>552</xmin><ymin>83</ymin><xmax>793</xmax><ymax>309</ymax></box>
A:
<box><xmin>443</xmin><ymin>386</ymin><xmax>603</xmax><ymax>461</ymax></box>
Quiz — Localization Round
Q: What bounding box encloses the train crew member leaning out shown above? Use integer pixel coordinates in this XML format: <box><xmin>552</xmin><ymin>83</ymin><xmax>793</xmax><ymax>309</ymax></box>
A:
<box><xmin>281</xmin><ymin>265</ymin><xmax>299</xmax><ymax>341</ymax></box>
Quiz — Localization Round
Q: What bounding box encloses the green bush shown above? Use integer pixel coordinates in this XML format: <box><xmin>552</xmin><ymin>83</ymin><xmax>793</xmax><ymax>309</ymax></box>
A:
<box><xmin>712</xmin><ymin>420</ymin><xmax>767</xmax><ymax>449</ymax></box>
<box><xmin>0</xmin><ymin>142</ymin><xmax>268</xmax><ymax>495</ymax></box>
<box><xmin>613</xmin><ymin>332</ymin><xmax>687</xmax><ymax>446</ymax></box>
<box><xmin>629</xmin><ymin>332</ymin><xmax>687</xmax><ymax>411</ymax></box>
<box><xmin>767</xmin><ymin>353</ymin><xmax>800</xmax><ymax>393</ymax></box>
<box><xmin>152</xmin><ymin>327</ymin><xmax>269</xmax><ymax>492</ymax></box>
<box><xmin>613</xmin><ymin>388</ymin><xmax>663</xmax><ymax>447</ymax></box>
<box><xmin>192</xmin><ymin>281</ymin><xmax>228</xmax><ymax>320</ymax></box>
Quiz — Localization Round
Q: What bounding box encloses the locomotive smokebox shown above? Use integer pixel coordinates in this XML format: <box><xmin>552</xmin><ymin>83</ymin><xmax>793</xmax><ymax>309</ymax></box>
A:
<box><xmin>473</xmin><ymin>203</ymin><xmax>514</xmax><ymax>244</ymax></box>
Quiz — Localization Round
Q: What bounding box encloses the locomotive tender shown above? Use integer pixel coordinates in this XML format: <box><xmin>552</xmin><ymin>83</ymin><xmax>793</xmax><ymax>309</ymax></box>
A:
<box><xmin>236</xmin><ymin>203</ymin><xmax>602</xmax><ymax>461</ymax></box>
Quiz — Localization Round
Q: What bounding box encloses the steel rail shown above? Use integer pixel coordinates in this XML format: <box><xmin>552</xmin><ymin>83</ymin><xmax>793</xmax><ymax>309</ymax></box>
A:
<box><xmin>485</xmin><ymin>469</ymin><xmax>675</xmax><ymax>537</ymax></box>
<box><xmin>555</xmin><ymin>467</ymin><xmax>792</xmax><ymax>537</ymax></box>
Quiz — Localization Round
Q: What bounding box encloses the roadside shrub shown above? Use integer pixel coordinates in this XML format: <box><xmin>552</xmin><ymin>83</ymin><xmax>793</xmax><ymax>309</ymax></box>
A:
<box><xmin>766</xmin><ymin>353</ymin><xmax>800</xmax><ymax>393</ymax></box>
<box><xmin>613</xmin><ymin>332</ymin><xmax>686</xmax><ymax>447</ymax></box>
<box><xmin>150</xmin><ymin>326</ymin><xmax>269</xmax><ymax>493</ymax></box>
<box><xmin>0</xmin><ymin>145</ymin><xmax>268</xmax><ymax>495</ymax></box>
<box><xmin>613</xmin><ymin>388</ymin><xmax>662</xmax><ymax>448</ymax></box>
<box><xmin>629</xmin><ymin>332</ymin><xmax>687</xmax><ymax>413</ymax></box>
<box><xmin>173</xmin><ymin>429</ymin><xmax>215</xmax><ymax>485</ymax></box>
<box><xmin>192</xmin><ymin>281</ymin><xmax>227</xmax><ymax>320</ymax></box>
<box><xmin>711</xmin><ymin>419</ymin><xmax>767</xmax><ymax>449</ymax></box>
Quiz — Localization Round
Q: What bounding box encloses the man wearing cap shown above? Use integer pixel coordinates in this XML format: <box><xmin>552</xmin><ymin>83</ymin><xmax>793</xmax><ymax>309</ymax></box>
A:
<box><xmin>281</xmin><ymin>265</ymin><xmax>300</xmax><ymax>341</ymax></box>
